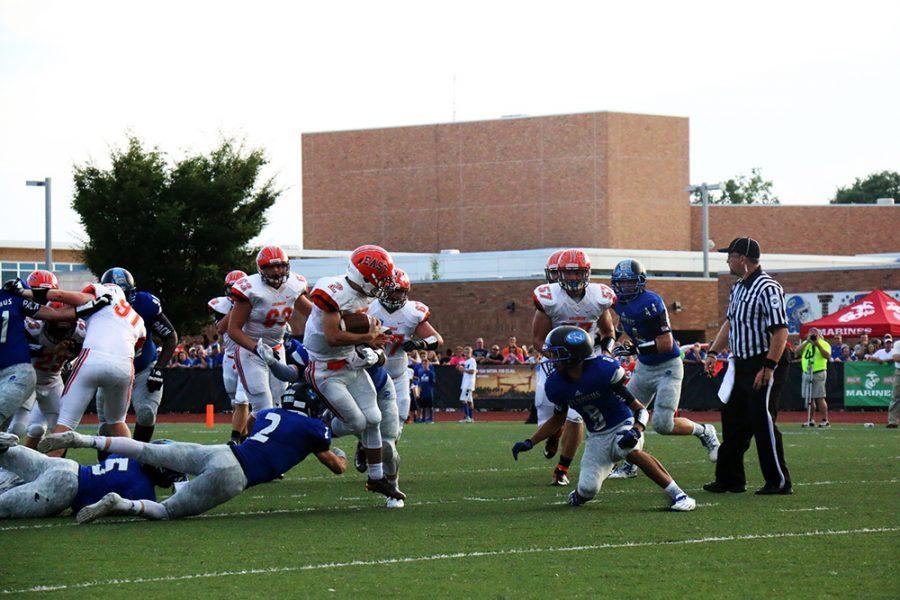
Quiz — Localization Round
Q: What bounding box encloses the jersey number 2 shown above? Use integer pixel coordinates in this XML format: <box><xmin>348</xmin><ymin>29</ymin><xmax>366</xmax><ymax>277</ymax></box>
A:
<box><xmin>249</xmin><ymin>412</ymin><xmax>282</xmax><ymax>443</ymax></box>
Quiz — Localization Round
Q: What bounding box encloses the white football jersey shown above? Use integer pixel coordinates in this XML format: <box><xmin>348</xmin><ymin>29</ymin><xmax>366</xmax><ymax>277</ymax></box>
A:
<box><xmin>532</xmin><ymin>282</ymin><xmax>616</xmax><ymax>337</ymax></box>
<box><xmin>304</xmin><ymin>275</ymin><xmax>372</xmax><ymax>363</ymax></box>
<box><xmin>208</xmin><ymin>296</ymin><xmax>237</xmax><ymax>354</ymax></box>
<box><xmin>230</xmin><ymin>272</ymin><xmax>307</xmax><ymax>346</ymax></box>
<box><xmin>366</xmin><ymin>299</ymin><xmax>431</xmax><ymax>379</ymax></box>
<box><xmin>79</xmin><ymin>283</ymin><xmax>146</xmax><ymax>358</ymax></box>
<box><xmin>25</xmin><ymin>318</ymin><xmax>86</xmax><ymax>385</ymax></box>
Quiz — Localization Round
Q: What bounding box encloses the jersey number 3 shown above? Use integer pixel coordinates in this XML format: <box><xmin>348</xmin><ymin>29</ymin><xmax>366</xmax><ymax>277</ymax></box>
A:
<box><xmin>249</xmin><ymin>412</ymin><xmax>282</xmax><ymax>443</ymax></box>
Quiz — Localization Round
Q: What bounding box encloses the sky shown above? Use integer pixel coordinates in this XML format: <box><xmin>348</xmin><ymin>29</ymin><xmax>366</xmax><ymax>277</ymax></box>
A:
<box><xmin>1</xmin><ymin>0</ymin><xmax>898</xmax><ymax>248</ymax></box>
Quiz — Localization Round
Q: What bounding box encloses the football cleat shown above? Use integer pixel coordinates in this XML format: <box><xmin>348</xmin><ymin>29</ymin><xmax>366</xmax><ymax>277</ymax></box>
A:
<box><xmin>818</xmin><ymin>421</ymin><xmax>830</xmax><ymax>428</ymax></box>
<box><xmin>0</xmin><ymin>432</ymin><xmax>19</xmax><ymax>451</ymax></box>
<box><xmin>699</xmin><ymin>424</ymin><xmax>720</xmax><ymax>462</ymax></box>
<box><xmin>365</xmin><ymin>477</ymin><xmax>407</xmax><ymax>501</ymax></box>
<box><xmin>567</xmin><ymin>490</ymin><xmax>587</xmax><ymax>506</ymax></box>
<box><xmin>77</xmin><ymin>492</ymin><xmax>125</xmax><ymax>524</ymax></box>
<box><xmin>354</xmin><ymin>441</ymin><xmax>367</xmax><ymax>473</ymax></box>
<box><xmin>37</xmin><ymin>431</ymin><xmax>85</xmax><ymax>453</ymax></box>
<box><xmin>386</xmin><ymin>497</ymin><xmax>405</xmax><ymax>509</ymax></box>
<box><xmin>543</xmin><ymin>433</ymin><xmax>560</xmax><ymax>459</ymax></box>
<box><xmin>670</xmin><ymin>493</ymin><xmax>697</xmax><ymax>512</ymax></box>
<box><xmin>608</xmin><ymin>462</ymin><xmax>638</xmax><ymax>479</ymax></box>
<box><xmin>551</xmin><ymin>469</ymin><xmax>569</xmax><ymax>486</ymax></box>
<box><xmin>801</xmin><ymin>421</ymin><xmax>815</xmax><ymax>428</ymax></box>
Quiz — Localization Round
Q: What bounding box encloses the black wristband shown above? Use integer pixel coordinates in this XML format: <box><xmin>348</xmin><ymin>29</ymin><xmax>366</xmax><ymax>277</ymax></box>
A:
<box><xmin>763</xmin><ymin>358</ymin><xmax>778</xmax><ymax>369</ymax></box>
<box><xmin>32</xmin><ymin>287</ymin><xmax>50</xmax><ymax>304</ymax></box>
<box><xmin>598</xmin><ymin>336</ymin><xmax>615</xmax><ymax>353</ymax></box>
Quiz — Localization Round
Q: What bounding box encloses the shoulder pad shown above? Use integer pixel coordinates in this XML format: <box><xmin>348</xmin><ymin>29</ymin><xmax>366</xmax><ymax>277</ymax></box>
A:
<box><xmin>532</xmin><ymin>283</ymin><xmax>556</xmax><ymax>310</ymax></box>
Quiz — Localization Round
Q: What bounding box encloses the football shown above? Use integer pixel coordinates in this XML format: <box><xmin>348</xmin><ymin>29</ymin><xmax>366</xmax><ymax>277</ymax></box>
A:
<box><xmin>340</xmin><ymin>311</ymin><xmax>372</xmax><ymax>334</ymax></box>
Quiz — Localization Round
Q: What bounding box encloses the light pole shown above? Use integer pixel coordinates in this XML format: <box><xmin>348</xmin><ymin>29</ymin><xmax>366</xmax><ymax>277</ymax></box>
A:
<box><xmin>26</xmin><ymin>178</ymin><xmax>52</xmax><ymax>269</ymax></box>
<box><xmin>686</xmin><ymin>182</ymin><xmax>721</xmax><ymax>278</ymax></box>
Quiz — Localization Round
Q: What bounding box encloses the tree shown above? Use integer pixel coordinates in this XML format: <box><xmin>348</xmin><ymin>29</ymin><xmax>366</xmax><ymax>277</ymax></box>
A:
<box><xmin>72</xmin><ymin>136</ymin><xmax>279</xmax><ymax>333</ymax></box>
<box><xmin>832</xmin><ymin>170</ymin><xmax>900</xmax><ymax>204</ymax></box>
<box><xmin>691</xmin><ymin>168</ymin><xmax>779</xmax><ymax>205</ymax></box>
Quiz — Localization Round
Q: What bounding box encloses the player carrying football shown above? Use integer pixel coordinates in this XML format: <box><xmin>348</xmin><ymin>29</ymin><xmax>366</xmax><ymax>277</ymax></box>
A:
<box><xmin>531</xmin><ymin>249</ymin><xmax>617</xmax><ymax>486</ymax></box>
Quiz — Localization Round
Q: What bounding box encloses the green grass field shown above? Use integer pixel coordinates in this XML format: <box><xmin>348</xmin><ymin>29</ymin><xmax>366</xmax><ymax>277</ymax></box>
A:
<box><xmin>2</xmin><ymin>421</ymin><xmax>898</xmax><ymax>598</ymax></box>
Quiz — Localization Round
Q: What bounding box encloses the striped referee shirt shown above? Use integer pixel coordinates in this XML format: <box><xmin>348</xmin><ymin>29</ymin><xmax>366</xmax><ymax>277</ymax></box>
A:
<box><xmin>726</xmin><ymin>267</ymin><xmax>788</xmax><ymax>359</ymax></box>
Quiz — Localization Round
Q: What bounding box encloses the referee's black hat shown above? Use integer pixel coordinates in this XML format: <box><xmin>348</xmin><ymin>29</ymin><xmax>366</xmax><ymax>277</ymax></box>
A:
<box><xmin>717</xmin><ymin>237</ymin><xmax>761</xmax><ymax>259</ymax></box>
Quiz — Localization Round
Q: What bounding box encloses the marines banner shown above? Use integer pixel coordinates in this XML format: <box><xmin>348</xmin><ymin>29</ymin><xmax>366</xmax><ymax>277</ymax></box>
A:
<box><xmin>844</xmin><ymin>362</ymin><xmax>895</xmax><ymax>407</ymax></box>
<box><xmin>785</xmin><ymin>289</ymin><xmax>900</xmax><ymax>334</ymax></box>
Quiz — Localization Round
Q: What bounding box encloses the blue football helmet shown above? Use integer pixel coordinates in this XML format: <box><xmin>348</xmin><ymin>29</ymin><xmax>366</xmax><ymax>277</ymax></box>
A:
<box><xmin>100</xmin><ymin>267</ymin><xmax>136</xmax><ymax>302</ymax></box>
<box><xmin>541</xmin><ymin>325</ymin><xmax>594</xmax><ymax>376</ymax></box>
<box><xmin>140</xmin><ymin>439</ymin><xmax>187</xmax><ymax>489</ymax></box>
<box><xmin>611</xmin><ymin>259</ymin><xmax>646</xmax><ymax>304</ymax></box>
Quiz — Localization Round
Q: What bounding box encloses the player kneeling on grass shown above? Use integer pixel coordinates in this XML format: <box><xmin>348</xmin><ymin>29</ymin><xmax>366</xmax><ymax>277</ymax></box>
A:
<box><xmin>0</xmin><ymin>432</ymin><xmax>180</xmax><ymax>519</ymax></box>
<box><xmin>511</xmin><ymin>326</ymin><xmax>696</xmax><ymax>511</ymax></box>
<box><xmin>38</xmin><ymin>387</ymin><xmax>347</xmax><ymax>523</ymax></box>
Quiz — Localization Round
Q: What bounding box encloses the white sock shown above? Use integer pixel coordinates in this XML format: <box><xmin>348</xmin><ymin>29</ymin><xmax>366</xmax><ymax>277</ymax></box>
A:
<box><xmin>368</xmin><ymin>462</ymin><xmax>384</xmax><ymax>480</ymax></box>
<box><xmin>664</xmin><ymin>481</ymin><xmax>685</xmax><ymax>500</ymax></box>
<box><xmin>692</xmin><ymin>423</ymin><xmax>705</xmax><ymax>436</ymax></box>
<box><xmin>124</xmin><ymin>499</ymin><xmax>169</xmax><ymax>520</ymax></box>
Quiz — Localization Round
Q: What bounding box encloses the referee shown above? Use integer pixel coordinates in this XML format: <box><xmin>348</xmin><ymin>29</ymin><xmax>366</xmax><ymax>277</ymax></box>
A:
<box><xmin>703</xmin><ymin>237</ymin><xmax>793</xmax><ymax>495</ymax></box>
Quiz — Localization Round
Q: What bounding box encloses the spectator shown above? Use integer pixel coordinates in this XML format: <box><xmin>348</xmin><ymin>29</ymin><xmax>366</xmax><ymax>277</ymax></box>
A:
<box><xmin>484</xmin><ymin>344</ymin><xmax>505</xmax><ymax>365</ymax></box>
<box><xmin>457</xmin><ymin>346</ymin><xmax>477</xmax><ymax>423</ymax></box>
<box><xmin>173</xmin><ymin>350</ymin><xmax>192</xmax><ymax>368</ymax></box>
<box><xmin>854</xmin><ymin>334</ymin><xmax>870</xmax><ymax>354</ymax></box>
<box><xmin>800</xmin><ymin>327</ymin><xmax>830</xmax><ymax>428</ymax></box>
<box><xmin>440</xmin><ymin>348</ymin><xmax>454</xmax><ymax>365</ymax></box>
<box><xmin>852</xmin><ymin>345</ymin><xmax>867</xmax><ymax>362</ymax></box>
<box><xmin>472</xmin><ymin>338</ymin><xmax>489</xmax><ymax>363</ymax></box>
<box><xmin>835</xmin><ymin>344</ymin><xmax>852</xmax><ymax>362</ymax></box>
<box><xmin>872</xmin><ymin>336</ymin><xmax>895</xmax><ymax>364</ymax></box>
<box><xmin>415</xmin><ymin>358</ymin><xmax>436</xmax><ymax>423</ymax></box>
<box><xmin>502</xmin><ymin>336</ymin><xmax>525</xmax><ymax>363</ymax></box>
<box><xmin>682</xmin><ymin>343</ymin><xmax>707</xmax><ymax>364</ymax></box>
<box><xmin>525</xmin><ymin>346</ymin><xmax>541</xmax><ymax>365</ymax></box>
<box><xmin>207</xmin><ymin>343</ymin><xmax>224</xmax><ymax>367</ymax></box>
<box><xmin>425</xmin><ymin>350</ymin><xmax>439</xmax><ymax>363</ymax></box>
<box><xmin>830</xmin><ymin>334</ymin><xmax>843</xmax><ymax>360</ymax></box>
<box><xmin>864</xmin><ymin>343</ymin><xmax>877</xmax><ymax>360</ymax></box>
<box><xmin>449</xmin><ymin>346</ymin><xmax>466</xmax><ymax>366</ymax></box>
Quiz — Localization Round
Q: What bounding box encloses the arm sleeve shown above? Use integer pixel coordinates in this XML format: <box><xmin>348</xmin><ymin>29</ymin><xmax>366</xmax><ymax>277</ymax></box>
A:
<box><xmin>20</xmin><ymin>298</ymin><xmax>42</xmax><ymax>318</ymax></box>
<box><xmin>761</xmin><ymin>284</ymin><xmax>788</xmax><ymax>332</ymax></box>
<box><xmin>269</xmin><ymin>361</ymin><xmax>301</xmax><ymax>383</ymax></box>
<box><xmin>152</xmin><ymin>312</ymin><xmax>176</xmax><ymax>339</ymax></box>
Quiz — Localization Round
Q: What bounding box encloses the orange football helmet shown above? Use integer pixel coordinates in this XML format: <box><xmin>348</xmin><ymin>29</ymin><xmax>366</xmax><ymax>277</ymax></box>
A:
<box><xmin>27</xmin><ymin>269</ymin><xmax>59</xmax><ymax>290</ymax></box>
<box><xmin>556</xmin><ymin>249</ymin><xmax>591</xmax><ymax>295</ymax></box>
<box><xmin>256</xmin><ymin>246</ymin><xmax>289</xmax><ymax>288</ymax></box>
<box><xmin>544</xmin><ymin>250</ymin><xmax>564</xmax><ymax>284</ymax></box>
<box><xmin>381</xmin><ymin>268</ymin><xmax>411</xmax><ymax>312</ymax></box>
<box><xmin>225</xmin><ymin>269</ymin><xmax>247</xmax><ymax>295</ymax></box>
<box><xmin>346</xmin><ymin>245</ymin><xmax>394</xmax><ymax>299</ymax></box>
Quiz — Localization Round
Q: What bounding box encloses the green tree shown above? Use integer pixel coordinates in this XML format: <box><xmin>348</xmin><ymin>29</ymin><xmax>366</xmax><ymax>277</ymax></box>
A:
<box><xmin>691</xmin><ymin>168</ymin><xmax>779</xmax><ymax>205</ymax></box>
<box><xmin>831</xmin><ymin>170</ymin><xmax>900</xmax><ymax>204</ymax></box>
<box><xmin>72</xmin><ymin>136</ymin><xmax>279</xmax><ymax>333</ymax></box>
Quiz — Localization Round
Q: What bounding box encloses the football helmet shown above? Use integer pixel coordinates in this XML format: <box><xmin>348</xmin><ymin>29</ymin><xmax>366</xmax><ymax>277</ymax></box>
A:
<box><xmin>256</xmin><ymin>246</ymin><xmax>289</xmax><ymax>288</ymax></box>
<box><xmin>141</xmin><ymin>440</ymin><xmax>187</xmax><ymax>489</ymax></box>
<box><xmin>44</xmin><ymin>301</ymin><xmax>76</xmax><ymax>341</ymax></box>
<box><xmin>346</xmin><ymin>245</ymin><xmax>394</xmax><ymax>299</ymax></box>
<box><xmin>611</xmin><ymin>259</ymin><xmax>647</xmax><ymax>304</ymax></box>
<box><xmin>556</xmin><ymin>249</ymin><xmax>591</xmax><ymax>295</ymax></box>
<box><xmin>381</xmin><ymin>268</ymin><xmax>410</xmax><ymax>312</ymax></box>
<box><xmin>100</xmin><ymin>267</ymin><xmax>136</xmax><ymax>301</ymax></box>
<box><xmin>26</xmin><ymin>270</ymin><xmax>59</xmax><ymax>290</ymax></box>
<box><xmin>281</xmin><ymin>382</ymin><xmax>324</xmax><ymax>418</ymax></box>
<box><xmin>224</xmin><ymin>269</ymin><xmax>247</xmax><ymax>295</ymax></box>
<box><xmin>544</xmin><ymin>250</ymin><xmax>564</xmax><ymax>284</ymax></box>
<box><xmin>541</xmin><ymin>325</ymin><xmax>594</xmax><ymax>376</ymax></box>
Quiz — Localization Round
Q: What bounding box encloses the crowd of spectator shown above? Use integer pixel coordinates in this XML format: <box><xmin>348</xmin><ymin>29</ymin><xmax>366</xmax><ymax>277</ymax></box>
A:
<box><xmin>167</xmin><ymin>335</ymin><xmax>225</xmax><ymax>369</ymax></box>
<box><xmin>786</xmin><ymin>332</ymin><xmax>896</xmax><ymax>364</ymax></box>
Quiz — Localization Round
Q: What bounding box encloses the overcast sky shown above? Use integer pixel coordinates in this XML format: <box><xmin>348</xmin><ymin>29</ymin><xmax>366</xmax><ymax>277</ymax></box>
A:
<box><xmin>2</xmin><ymin>0</ymin><xmax>898</xmax><ymax>248</ymax></box>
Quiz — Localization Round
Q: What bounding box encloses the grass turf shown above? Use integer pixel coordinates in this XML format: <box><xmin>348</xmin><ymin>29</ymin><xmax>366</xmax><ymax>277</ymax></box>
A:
<box><xmin>2</xmin><ymin>421</ymin><xmax>898</xmax><ymax>598</ymax></box>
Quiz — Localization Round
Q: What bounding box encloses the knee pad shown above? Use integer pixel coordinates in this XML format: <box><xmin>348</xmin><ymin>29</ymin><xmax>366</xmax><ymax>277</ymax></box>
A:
<box><xmin>362</xmin><ymin>405</ymin><xmax>382</xmax><ymax>428</ymax></box>
<box><xmin>652</xmin><ymin>410</ymin><xmax>675</xmax><ymax>435</ymax></box>
<box><xmin>27</xmin><ymin>423</ymin><xmax>47</xmax><ymax>439</ymax></box>
<box><xmin>135</xmin><ymin>406</ymin><xmax>157</xmax><ymax>427</ymax></box>
<box><xmin>345</xmin><ymin>413</ymin><xmax>368</xmax><ymax>435</ymax></box>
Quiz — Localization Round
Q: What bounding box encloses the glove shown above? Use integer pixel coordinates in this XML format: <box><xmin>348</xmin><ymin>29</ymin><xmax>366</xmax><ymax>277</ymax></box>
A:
<box><xmin>3</xmin><ymin>278</ymin><xmax>26</xmax><ymax>296</ymax></box>
<box><xmin>613</xmin><ymin>343</ymin><xmax>637</xmax><ymax>358</ymax></box>
<box><xmin>512</xmin><ymin>439</ymin><xmax>534</xmax><ymax>460</ymax></box>
<box><xmin>74</xmin><ymin>293</ymin><xmax>113</xmax><ymax>319</ymax></box>
<box><xmin>402</xmin><ymin>339</ymin><xmax>426</xmax><ymax>352</ymax></box>
<box><xmin>616</xmin><ymin>427</ymin><xmax>642</xmax><ymax>450</ymax></box>
<box><xmin>347</xmin><ymin>345</ymin><xmax>381</xmax><ymax>369</ymax></box>
<box><xmin>254</xmin><ymin>341</ymin><xmax>280</xmax><ymax>365</ymax></box>
<box><xmin>146</xmin><ymin>367</ymin><xmax>164</xmax><ymax>392</ymax></box>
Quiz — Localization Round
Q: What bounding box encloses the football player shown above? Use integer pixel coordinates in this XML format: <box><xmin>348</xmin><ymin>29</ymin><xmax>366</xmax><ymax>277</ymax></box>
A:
<box><xmin>38</xmin><ymin>389</ymin><xmax>347</xmax><ymax>522</ymax></box>
<box><xmin>0</xmin><ymin>432</ymin><xmax>178</xmax><ymax>519</ymax></box>
<box><xmin>303</xmin><ymin>245</ymin><xmax>402</xmax><ymax>500</ymax></box>
<box><xmin>531</xmin><ymin>249</ymin><xmax>617</xmax><ymax>486</ymax></box>
<box><xmin>0</xmin><ymin>278</ymin><xmax>112</xmax><ymax>439</ymax></box>
<box><xmin>208</xmin><ymin>270</ymin><xmax>247</xmax><ymax>442</ymax></box>
<box><xmin>228</xmin><ymin>247</ymin><xmax>311</xmax><ymax>434</ymax></box>
<box><xmin>608</xmin><ymin>259</ymin><xmax>719</xmax><ymax>479</ymax></box>
<box><xmin>511</xmin><ymin>326</ymin><xmax>696</xmax><ymax>511</ymax></box>
<box><xmin>96</xmin><ymin>268</ymin><xmax>178</xmax><ymax>443</ymax></box>
<box><xmin>257</xmin><ymin>336</ymin><xmax>405</xmax><ymax>506</ymax></box>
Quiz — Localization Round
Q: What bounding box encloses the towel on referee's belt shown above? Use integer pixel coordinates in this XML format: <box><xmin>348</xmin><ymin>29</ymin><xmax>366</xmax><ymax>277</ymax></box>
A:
<box><xmin>718</xmin><ymin>357</ymin><xmax>736</xmax><ymax>404</ymax></box>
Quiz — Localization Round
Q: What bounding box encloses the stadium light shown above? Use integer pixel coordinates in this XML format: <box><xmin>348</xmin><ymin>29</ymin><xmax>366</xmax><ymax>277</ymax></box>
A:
<box><xmin>26</xmin><ymin>177</ymin><xmax>52</xmax><ymax>269</ymax></box>
<box><xmin>686</xmin><ymin>182</ymin><xmax>721</xmax><ymax>278</ymax></box>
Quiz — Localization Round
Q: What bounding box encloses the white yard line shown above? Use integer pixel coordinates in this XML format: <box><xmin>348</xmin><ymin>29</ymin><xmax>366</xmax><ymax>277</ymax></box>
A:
<box><xmin>2</xmin><ymin>527</ymin><xmax>895</xmax><ymax>594</ymax></box>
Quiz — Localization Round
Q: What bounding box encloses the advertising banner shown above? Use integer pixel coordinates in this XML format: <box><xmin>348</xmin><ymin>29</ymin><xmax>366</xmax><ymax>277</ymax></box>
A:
<box><xmin>844</xmin><ymin>362</ymin><xmax>895</xmax><ymax>407</ymax></box>
<box><xmin>785</xmin><ymin>289</ymin><xmax>900</xmax><ymax>334</ymax></box>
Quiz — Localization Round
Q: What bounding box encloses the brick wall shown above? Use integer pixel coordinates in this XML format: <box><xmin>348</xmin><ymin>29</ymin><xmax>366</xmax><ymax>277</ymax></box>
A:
<box><xmin>411</xmin><ymin>277</ymin><xmax>718</xmax><ymax>349</ymax></box>
<box><xmin>302</xmin><ymin>111</ymin><xmax>691</xmax><ymax>253</ymax></box>
<box><xmin>691</xmin><ymin>205</ymin><xmax>900</xmax><ymax>256</ymax></box>
<box><xmin>0</xmin><ymin>248</ymin><xmax>83</xmax><ymax>263</ymax></box>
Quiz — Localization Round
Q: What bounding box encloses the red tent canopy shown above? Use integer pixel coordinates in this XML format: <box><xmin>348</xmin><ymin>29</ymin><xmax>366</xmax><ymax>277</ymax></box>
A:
<box><xmin>800</xmin><ymin>289</ymin><xmax>900</xmax><ymax>338</ymax></box>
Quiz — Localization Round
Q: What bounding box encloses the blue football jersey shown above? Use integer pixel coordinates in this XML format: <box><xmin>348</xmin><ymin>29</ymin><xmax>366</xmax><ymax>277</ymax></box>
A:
<box><xmin>289</xmin><ymin>339</ymin><xmax>309</xmax><ymax>368</ymax></box>
<box><xmin>71</xmin><ymin>455</ymin><xmax>157</xmax><ymax>513</ymax></box>
<box><xmin>367</xmin><ymin>364</ymin><xmax>389</xmax><ymax>391</ymax></box>
<box><xmin>544</xmin><ymin>355</ymin><xmax>633</xmax><ymax>433</ymax></box>
<box><xmin>130</xmin><ymin>291</ymin><xmax>163</xmax><ymax>372</ymax></box>
<box><xmin>0</xmin><ymin>291</ymin><xmax>42</xmax><ymax>370</ymax></box>
<box><xmin>613</xmin><ymin>290</ymin><xmax>680</xmax><ymax>365</ymax></box>
<box><xmin>231</xmin><ymin>408</ymin><xmax>331</xmax><ymax>487</ymax></box>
